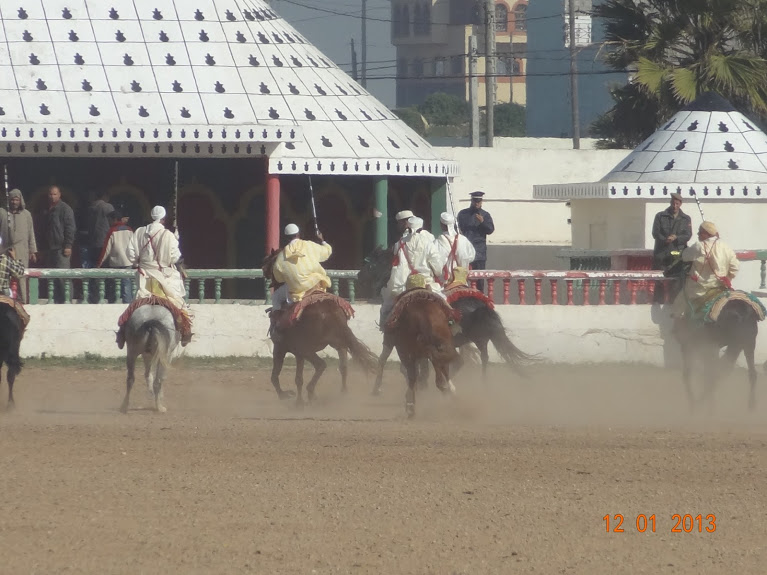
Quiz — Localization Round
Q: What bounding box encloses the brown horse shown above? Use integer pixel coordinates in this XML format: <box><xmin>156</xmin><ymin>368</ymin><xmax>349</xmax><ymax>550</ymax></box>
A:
<box><xmin>263</xmin><ymin>250</ymin><xmax>379</xmax><ymax>407</ymax></box>
<box><xmin>384</xmin><ymin>289</ymin><xmax>459</xmax><ymax>418</ymax></box>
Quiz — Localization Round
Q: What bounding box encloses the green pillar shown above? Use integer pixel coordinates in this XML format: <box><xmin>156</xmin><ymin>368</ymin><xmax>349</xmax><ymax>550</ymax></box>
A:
<box><xmin>431</xmin><ymin>178</ymin><xmax>447</xmax><ymax>236</ymax></box>
<box><xmin>374</xmin><ymin>177</ymin><xmax>388</xmax><ymax>249</ymax></box>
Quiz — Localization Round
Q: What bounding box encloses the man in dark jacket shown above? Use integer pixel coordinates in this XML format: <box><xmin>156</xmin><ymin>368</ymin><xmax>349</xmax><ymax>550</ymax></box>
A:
<box><xmin>457</xmin><ymin>191</ymin><xmax>495</xmax><ymax>293</ymax></box>
<box><xmin>651</xmin><ymin>192</ymin><xmax>692</xmax><ymax>303</ymax></box>
<box><xmin>43</xmin><ymin>185</ymin><xmax>76</xmax><ymax>303</ymax></box>
<box><xmin>652</xmin><ymin>192</ymin><xmax>692</xmax><ymax>268</ymax></box>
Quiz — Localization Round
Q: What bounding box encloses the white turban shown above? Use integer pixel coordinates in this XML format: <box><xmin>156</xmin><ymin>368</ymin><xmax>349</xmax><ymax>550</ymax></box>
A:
<box><xmin>700</xmin><ymin>221</ymin><xmax>718</xmax><ymax>236</ymax></box>
<box><xmin>395</xmin><ymin>210</ymin><xmax>414</xmax><ymax>221</ymax></box>
<box><xmin>284</xmin><ymin>223</ymin><xmax>299</xmax><ymax>235</ymax></box>
<box><xmin>407</xmin><ymin>216</ymin><xmax>423</xmax><ymax>230</ymax></box>
<box><xmin>151</xmin><ymin>205</ymin><xmax>166</xmax><ymax>222</ymax></box>
<box><xmin>440</xmin><ymin>212</ymin><xmax>455</xmax><ymax>226</ymax></box>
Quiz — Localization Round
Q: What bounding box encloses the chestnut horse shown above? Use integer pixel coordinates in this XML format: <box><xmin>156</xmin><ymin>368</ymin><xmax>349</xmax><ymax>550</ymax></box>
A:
<box><xmin>358</xmin><ymin>246</ymin><xmax>536</xmax><ymax>394</ymax></box>
<box><xmin>384</xmin><ymin>291</ymin><xmax>459</xmax><ymax>418</ymax></box>
<box><xmin>262</xmin><ymin>249</ymin><xmax>378</xmax><ymax>407</ymax></box>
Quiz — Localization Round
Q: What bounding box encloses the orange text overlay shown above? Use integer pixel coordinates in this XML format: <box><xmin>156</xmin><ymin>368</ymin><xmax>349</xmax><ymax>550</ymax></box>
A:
<box><xmin>604</xmin><ymin>514</ymin><xmax>717</xmax><ymax>533</ymax></box>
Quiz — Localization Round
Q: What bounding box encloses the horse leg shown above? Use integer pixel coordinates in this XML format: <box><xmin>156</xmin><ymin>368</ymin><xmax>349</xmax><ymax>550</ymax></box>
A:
<box><xmin>305</xmin><ymin>352</ymin><xmax>328</xmax><ymax>404</ymax></box>
<box><xmin>372</xmin><ymin>342</ymin><xmax>394</xmax><ymax>396</ymax></box>
<box><xmin>403</xmin><ymin>357</ymin><xmax>417</xmax><ymax>419</ymax></box>
<box><xmin>295</xmin><ymin>356</ymin><xmax>305</xmax><ymax>408</ymax></box>
<box><xmin>701</xmin><ymin>346</ymin><xmax>719</xmax><ymax>410</ymax></box>
<box><xmin>120</xmin><ymin>352</ymin><xmax>136</xmax><ymax>414</ymax></box>
<box><xmin>680</xmin><ymin>344</ymin><xmax>696</xmax><ymax>410</ymax></box>
<box><xmin>154</xmin><ymin>360</ymin><xmax>167</xmax><ymax>414</ymax></box>
<box><xmin>476</xmin><ymin>338</ymin><xmax>490</xmax><ymax>384</ymax></box>
<box><xmin>416</xmin><ymin>359</ymin><xmax>429</xmax><ymax>391</ymax></box>
<box><xmin>744</xmin><ymin>338</ymin><xmax>758</xmax><ymax>410</ymax></box>
<box><xmin>338</xmin><ymin>348</ymin><xmax>349</xmax><ymax>394</ymax></box>
<box><xmin>144</xmin><ymin>353</ymin><xmax>155</xmax><ymax>403</ymax></box>
<box><xmin>1</xmin><ymin>361</ymin><xmax>10</xmax><ymax>411</ymax></box>
<box><xmin>270</xmin><ymin>345</ymin><xmax>294</xmax><ymax>400</ymax></box>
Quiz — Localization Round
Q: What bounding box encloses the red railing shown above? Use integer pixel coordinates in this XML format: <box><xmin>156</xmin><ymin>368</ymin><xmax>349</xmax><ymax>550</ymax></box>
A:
<box><xmin>467</xmin><ymin>270</ymin><xmax>673</xmax><ymax>305</ymax></box>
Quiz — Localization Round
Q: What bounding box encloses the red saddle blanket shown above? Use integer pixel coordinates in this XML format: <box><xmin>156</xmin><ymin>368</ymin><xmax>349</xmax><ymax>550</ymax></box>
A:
<box><xmin>443</xmin><ymin>286</ymin><xmax>495</xmax><ymax>310</ymax></box>
<box><xmin>385</xmin><ymin>288</ymin><xmax>462</xmax><ymax>331</ymax></box>
<box><xmin>0</xmin><ymin>295</ymin><xmax>30</xmax><ymax>331</ymax></box>
<box><xmin>273</xmin><ymin>290</ymin><xmax>355</xmax><ymax>331</ymax></box>
<box><xmin>118</xmin><ymin>295</ymin><xmax>192</xmax><ymax>335</ymax></box>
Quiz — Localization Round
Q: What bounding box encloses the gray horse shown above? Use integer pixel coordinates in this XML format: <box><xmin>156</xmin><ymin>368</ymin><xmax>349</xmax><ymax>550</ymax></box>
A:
<box><xmin>119</xmin><ymin>305</ymin><xmax>180</xmax><ymax>414</ymax></box>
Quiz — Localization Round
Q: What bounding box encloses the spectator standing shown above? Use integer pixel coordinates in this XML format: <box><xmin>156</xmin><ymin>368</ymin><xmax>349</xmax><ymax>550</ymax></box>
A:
<box><xmin>457</xmin><ymin>191</ymin><xmax>495</xmax><ymax>293</ymax></box>
<box><xmin>7</xmin><ymin>189</ymin><xmax>37</xmax><ymax>302</ymax></box>
<box><xmin>42</xmin><ymin>185</ymin><xmax>75</xmax><ymax>303</ymax></box>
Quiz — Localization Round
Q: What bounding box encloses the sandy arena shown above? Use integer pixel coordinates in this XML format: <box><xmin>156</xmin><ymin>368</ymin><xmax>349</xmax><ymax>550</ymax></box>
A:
<box><xmin>1</xmin><ymin>359</ymin><xmax>766</xmax><ymax>574</ymax></box>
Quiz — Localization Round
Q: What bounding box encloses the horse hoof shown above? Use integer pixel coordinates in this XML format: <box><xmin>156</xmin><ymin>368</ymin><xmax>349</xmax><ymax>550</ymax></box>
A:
<box><xmin>6</xmin><ymin>401</ymin><xmax>15</xmax><ymax>412</ymax></box>
<box><xmin>119</xmin><ymin>404</ymin><xmax>128</xmax><ymax>414</ymax></box>
<box><xmin>278</xmin><ymin>390</ymin><xmax>295</xmax><ymax>400</ymax></box>
<box><xmin>405</xmin><ymin>402</ymin><xmax>415</xmax><ymax>418</ymax></box>
<box><xmin>156</xmin><ymin>404</ymin><xmax>167</xmax><ymax>413</ymax></box>
<box><xmin>371</xmin><ymin>387</ymin><xmax>381</xmax><ymax>397</ymax></box>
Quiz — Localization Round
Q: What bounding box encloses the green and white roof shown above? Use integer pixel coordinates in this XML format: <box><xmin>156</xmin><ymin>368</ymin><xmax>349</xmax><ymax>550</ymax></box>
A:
<box><xmin>534</xmin><ymin>92</ymin><xmax>767</xmax><ymax>200</ymax></box>
<box><xmin>0</xmin><ymin>0</ymin><xmax>457</xmax><ymax>177</ymax></box>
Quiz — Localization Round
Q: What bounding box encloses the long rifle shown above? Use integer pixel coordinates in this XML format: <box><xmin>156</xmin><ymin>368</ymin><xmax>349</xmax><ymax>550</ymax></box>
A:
<box><xmin>308</xmin><ymin>175</ymin><xmax>319</xmax><ymax>235</ymax></box>
<box><xmin>172</xmin><ymin>160</ymin><xmax>180</xmax><ymax>240</ymax></box>
<box><xmin>689</xmin><ymin>190</ymin><xmax>705</xmax><ymax>221</ymax></box>
<box><xmin>445</xmin><ymin>176</ymin><xmax>458</xmax><ymax>233</ymax></box>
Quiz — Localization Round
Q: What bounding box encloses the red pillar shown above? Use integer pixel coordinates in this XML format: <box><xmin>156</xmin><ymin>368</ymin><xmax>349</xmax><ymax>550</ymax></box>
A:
<box><xmin>265</xmin><ymin>170</ymin><xmax>280</xmax><ymax>255</ymax></box>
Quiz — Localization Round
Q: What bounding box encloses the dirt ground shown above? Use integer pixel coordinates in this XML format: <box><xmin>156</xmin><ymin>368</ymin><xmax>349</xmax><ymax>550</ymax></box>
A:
<box><xmin>1</xmin><ymin>358</ymin><xmax>767</xmax><ymax>574</ymax></box>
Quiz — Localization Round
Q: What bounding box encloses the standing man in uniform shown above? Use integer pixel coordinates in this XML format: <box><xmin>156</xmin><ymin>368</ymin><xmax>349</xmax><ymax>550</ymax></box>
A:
<box><xmin>457</xmin><ymin>191</ymin><xmax>494</xmax><ymax>293</ymax></box>
<box><xmin>652</xmin><ymin>192</ymin><xmax>692</xmax><ymax>302</ymax></box>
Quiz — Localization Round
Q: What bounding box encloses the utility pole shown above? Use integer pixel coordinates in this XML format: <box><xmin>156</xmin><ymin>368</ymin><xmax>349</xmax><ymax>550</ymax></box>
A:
<box><xmin>469</xmin><ymin>35</ymin><xmax>480</xmax><ymax>147</ymax></box>
<box><xmin>351</xmin><ymin>38</ymin><xmax>358</xmax><ymax>81</ymax></box>
<box><xmin>484</xmin><ymin>0</ymin><xmax>495</xmax><ymax>147</ymax></box>
<box><xmin>361</xmin><ymin>0</ymin><xmax>367</xmax><ymax>87</ymax></box>
<box><xmin>568</xmin><ymin>0</ymin><xmax>580</xmax><ymax>149</ymax></box>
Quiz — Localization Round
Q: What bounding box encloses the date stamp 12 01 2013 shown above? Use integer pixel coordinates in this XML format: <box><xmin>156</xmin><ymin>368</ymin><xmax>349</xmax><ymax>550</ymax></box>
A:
<box><xmin>604</xmin><ymin>514</ymin><xmax>717</xmax><ymax>533</ymax></box>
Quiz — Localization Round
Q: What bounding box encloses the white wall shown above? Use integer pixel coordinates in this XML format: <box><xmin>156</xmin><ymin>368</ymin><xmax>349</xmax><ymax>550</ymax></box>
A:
<box><xmin>20</xmin><ymin>302</ymin><xmax>767</xmax><ymax>368</ymax></box>
<box><xmin>441</xmin><ymin>140</ymin><xmax>628</xmax><ymax>246</ymax></box>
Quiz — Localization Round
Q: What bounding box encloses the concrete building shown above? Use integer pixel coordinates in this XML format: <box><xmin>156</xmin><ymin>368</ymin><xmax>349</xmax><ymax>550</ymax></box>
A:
<box><xmin>525</xmin><ymin>0</ymin><xmax>626</xmax><ymax>137</ymax></box>
<box><xmin>392</xmin><ymin>0</ymin><xmax>527</xmax><ymax>108</ymax></box>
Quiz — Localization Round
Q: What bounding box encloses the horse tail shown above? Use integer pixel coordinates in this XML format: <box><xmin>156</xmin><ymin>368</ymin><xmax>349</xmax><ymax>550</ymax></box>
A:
<box><xmin>143</xmin><ymin>320</ymin><xmax>172</xmax><ymax>373</ymax></box>
<box><xmin>339</xmin><ymin>323</ymin><xmax>379</xmax><ymax>374</ymax></box>
<box><xmin>481</xmin><ymin>306</ymin><xmax>537</xmax><ymax>375</ymax></box>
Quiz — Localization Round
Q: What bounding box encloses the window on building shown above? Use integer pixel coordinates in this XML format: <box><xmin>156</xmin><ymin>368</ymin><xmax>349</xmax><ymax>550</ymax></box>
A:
<box><xmin>495</xmin><ymin>4</ymin><xmax>508</xmax><ymax>32</ymax></box>
<box><xmin>413</xmin><ymin>58</ymin><xmax>424</xmax><ymax>77</ymax></box>
<box><xmin>423</xmin><ymin>1</ymin><xmax>432</xmax><ymax>35</ymax></box>
<box><xmin>512</xmin><ymin>58</ymin><xmax>521</xmax><ymax>75</ymax></box>
<box><xmin>496</xmin><ymin>56</ymin><xmax>509</xmax><ymax>75</ymax></box>
<box><xmin>451</xmin><ymin>54</ymin><xmax>463</xmax><ymax>75</ymax></box>
<box><xmin>414</xmin><ymin>1</ymin><xmax>431</xmax><ymax>36</ymax></box>
<box><xmin>514</xmin><ymin>3</ymin><xmax>526</xmax><ymax>31</ymax></box>
<box><xmin>435</xmin><ymin>58</ymin><xmax>445</xmax><ymax>76</ymax></box>
<box><xmin>402</xmin><ymin>4</ymin><xmax>410</xmax><ymax>36</ymax></box>
<box><xmin>398</xmin><ymin>57</ymin><xmax>408</xmax><ymax>76</ymax></box>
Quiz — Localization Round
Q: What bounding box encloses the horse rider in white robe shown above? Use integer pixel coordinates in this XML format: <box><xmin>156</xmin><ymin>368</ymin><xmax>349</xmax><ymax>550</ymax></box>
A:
<box><xmin>379</xmin><ymin>211</ymin><xmax>443</xmax><ymax>329</ymax></box>
<box><xmin>433</xmin><ymin>212</ymin><xmax>476</xmax><ymax>287</ymax></box>
<box><xmin>671</xmin><ymin>220</ymin><xmax>739</xmax><ymax>323</ymax></box>
<box><xmin>122</xmin><ymin>205</ymin><xmax>193</xmax><ymax>346</ymax></box>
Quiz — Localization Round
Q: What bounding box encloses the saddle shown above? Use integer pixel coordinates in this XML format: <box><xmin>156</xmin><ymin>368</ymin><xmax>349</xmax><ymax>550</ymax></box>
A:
<box><xmin>269</xmin><ymin>289</ymin><xmax>355</xmax><ymax>333</ymax></box>
<box><xmin>443</xmin><ymin>285</ymin><xmax>495</xmax><ymax>310</ymax></box>
<box><xmin>698</xmin><ymin>290</ymin><xmax>767</xmax><ymax>324</ymax></box>
<box><xmin>117</xmin><ymin>295</ymin><xmax>194</xmax><ymax>342</ymax></box>
<box><xmin>0</xmin><ymin>295</ymin><xmax>30</xmax><ymax>334</ymax></box>
<box><xmin>384</xmin><ymin>288</ymin><xmax>461</xmax><ymax>332</ymax></box>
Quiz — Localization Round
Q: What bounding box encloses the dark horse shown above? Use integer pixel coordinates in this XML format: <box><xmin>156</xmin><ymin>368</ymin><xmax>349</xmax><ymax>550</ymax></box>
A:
<box><xmin>0</xmin><ymin>302</ymin><xmax>23</xmax><ymax>410</ymax></box>
<box><xmin>358</xmin><ymin>246</ymin><xmax>535</xmax><ymax>395</ymax></box>
<box><xmin>262</xmin><ymin>250</ymin><xmax>379</xmax><ymax>407</ymax></box>
<box><xmin>385</xmin><ymin>290</ymin><xmax>459</xmax><ymax>417</ymax></box>
<box><xmin>666</xmin><ymin>257</ymin><xmax>760</xmax><ymax>409</ymax></box>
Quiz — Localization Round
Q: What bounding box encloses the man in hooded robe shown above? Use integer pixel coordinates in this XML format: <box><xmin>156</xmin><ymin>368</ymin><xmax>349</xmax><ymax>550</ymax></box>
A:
<box><xmin>7</xmin><ymin>189</ymin><xmax>37</xmax><ymax>302</ymax></box>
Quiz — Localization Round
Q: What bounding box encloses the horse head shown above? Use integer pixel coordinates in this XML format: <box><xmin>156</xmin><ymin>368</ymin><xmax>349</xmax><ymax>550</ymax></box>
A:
<box><xmin>261</xmin><ymin>248</ymin><xmax>284</xmax><ymax>288</ymax></box>
<box><xmin>357</xmin><ymin>245</ymin><xmax>393</xmax><ymax>300</ymax></box>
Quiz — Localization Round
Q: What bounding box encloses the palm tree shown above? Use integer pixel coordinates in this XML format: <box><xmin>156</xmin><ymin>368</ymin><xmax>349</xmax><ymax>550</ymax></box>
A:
<box><xmin>592</xmin><ymin>0</ymin><xmax>767</xmax><ymax>147</ymax></box>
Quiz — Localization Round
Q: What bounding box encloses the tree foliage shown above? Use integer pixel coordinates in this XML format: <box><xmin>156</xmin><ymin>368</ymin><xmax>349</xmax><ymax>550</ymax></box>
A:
<box><xmin>417</xmin><ymin>93</ymin><xmax>470</xmax><ymax>126</ymax></box>
<box><xmin>494</xmin><ymin>102</ymin><xmax>526</xmax><ymax>137</ymax></box>
<box><xmin>392</xmin><ymin>107</ymin><xmax>428</xmax><ymax>137</ymax></box>
<box><xmin>592</xmin><ymin>0</ymin><xmax>767</xmax><ymax>147</ymax></box>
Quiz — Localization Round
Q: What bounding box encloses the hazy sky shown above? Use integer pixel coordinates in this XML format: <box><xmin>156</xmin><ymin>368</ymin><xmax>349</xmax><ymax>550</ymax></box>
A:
<box><xmin>270</xmin><ymin>0</ymin><xmax>397</xmax><ymax>108</ymax></box>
